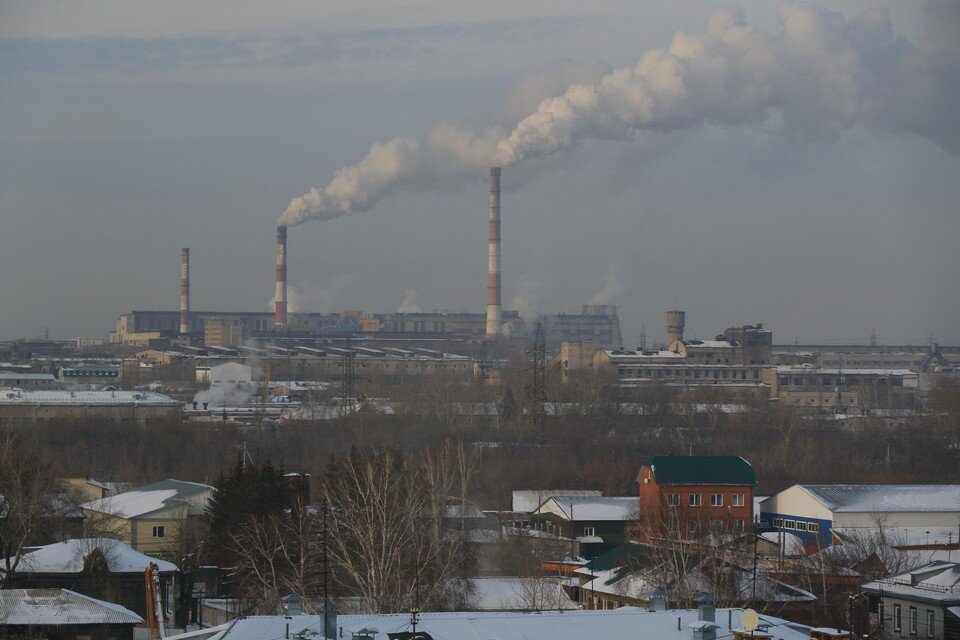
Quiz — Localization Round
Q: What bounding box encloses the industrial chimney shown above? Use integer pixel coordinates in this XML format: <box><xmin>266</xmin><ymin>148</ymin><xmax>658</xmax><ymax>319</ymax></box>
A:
<box><xmin>179</xmin><ymin>248</ymin><xmax>190</xmax><ymax>335</ymax></box>
<box><xmin>485</xmin><ymin>167</ymin><xmax>502</xmax><ymax>339</ymax></box>
<box><xmin>275</xmin><ymin>226</ymin><xmax>288</xmax><ymax>331</ymax></box>
<box><xmin>667</xmin><ymin>309</ymin><xmax>686</xmax><ymax>346</ymax></box>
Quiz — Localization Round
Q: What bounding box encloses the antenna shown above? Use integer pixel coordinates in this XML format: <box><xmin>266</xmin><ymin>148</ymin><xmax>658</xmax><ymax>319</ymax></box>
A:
<box><xmin>640</xmin><ymin>325</ymin><xmax>647</xmax><ymax>351</ymax></box>
<box><xmin>870</xmin><ymin>327</ymin><xmax>877</xmax><ymax>348</ymax></box>
<box><xmin>340</xmin><ymin>336</ymin><xmax>357</xmax><ymax>404</ymax></box>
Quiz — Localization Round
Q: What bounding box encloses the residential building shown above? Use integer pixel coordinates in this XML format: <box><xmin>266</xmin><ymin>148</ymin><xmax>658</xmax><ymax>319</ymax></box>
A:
<box><xmin>4</xmin><ymin>538</ymin><xmax>176</xmax><ymax>621</ymax></box>
<box><xmin>637</xmin><ymin>455</ymin><xmax>758</xmax><ymax>540</ymax></box>
<box><xmin>0</xmin><ymin>588</ymin><xmax>143</xmax><ymax>640</ymax></box>
<box><xmin>759</xmin><ymin>485</ymin><xmax>960</xmax><ymax>552</ymax></box>
<box><xmin>82</xmin><ymin>479</ymin><xmax>214</xmax><ymax>559</ymax></box>
<box><xmin>860</xmin><ymin>560</ymin><xmax>960</xmax><ymax>640</ymax></box>
<box><xmin>532</xmin><ymin>496</ymin><xmax>639</xmax><ymax>554</ymax></box>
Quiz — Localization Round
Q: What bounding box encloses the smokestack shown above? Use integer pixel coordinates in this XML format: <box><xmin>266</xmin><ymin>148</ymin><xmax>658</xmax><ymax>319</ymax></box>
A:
<box><xmin>275</xmin><ymin>226</ymin><xmax>288</xmax><ymax>331</ymax></box>
<box><xmin>485</xmin><ymin>167</ymin><xmax>502</xmax><ymax>339</ymax></box>
<box><xmin>667</xmin><ymin>309</ymin><xmax>686</xmax><ymax>346</ymax></box>
<box><xmin>179</xmin><ymin>248</ymin><xmax>190</xmax><ymax>335</ymax></box>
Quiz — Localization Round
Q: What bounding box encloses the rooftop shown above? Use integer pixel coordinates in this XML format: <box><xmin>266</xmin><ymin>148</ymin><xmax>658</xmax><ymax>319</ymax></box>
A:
<box><xmin>0</xmin><ymin>588</ymin><xmax>143</xmax><ymax>626</ymax></box>
<box><xmin>537</xmin><ymin>496</ymin><xmax>639</xmax><ymax>521</ymax></box>
<box><xmin>0</xmin><ymin>389</ymin><xmax>180</xmax><ymax>406</ymax></box>
<box><xmin>11</xmin><ymin>538</ymin><xmax>177</xmax><ymax>574</ymax></box>
<box><xmin>861</xmin><ymin>561</ymin><xmax>960</xmax><ymax>604</ymax></box>
<box><xmin>798</xmin><ymin>485</ymin><xmax>960</xmax><ymax>513</ymax></box>
<box><xmin>170</xmin><ymin>607</ymin><xmax>813</xmax><ymax>640</ymax></box>
<box><xmin>643</xmin><ymin>456</ymin><xmax>758</xmax><ymax>486</ymax></box>
<box><xmin>83</xmin><ymin>478</ymin><xmax>213</xmax><ymax>519</ymax></box>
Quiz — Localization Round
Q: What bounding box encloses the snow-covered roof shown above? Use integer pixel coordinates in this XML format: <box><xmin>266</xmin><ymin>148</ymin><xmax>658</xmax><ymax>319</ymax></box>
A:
<box><xmin>861</xmin><ymin>561</ymin><xmax>960</xmax><ymax>604</ymax></box>
<box><xmin>604</xmin><ymin>350</ymin><xmax>683</xmax><ymax>360</ymax></box>
<box><xmin>174</xmin><ymin>608</ymin><xmax>812</xmax><ymax>640</ymax></box>
<box><xmin>799</xmin><ymin>485</ymin><xmax>960</xmax><ymax>513</ymax></box>
<box><xmin>83</xmin><ymin>479</ymin><xmax>213</xmax><ymax>518</ymax></box>
<box><xmin>0</xmin><ymin>372</ymin><xmax>57</xmax><ymax>381</ymax></box>
<box><xmin>831</xmin><ymin>527</ymin><xmax>959</xmax><ymax>548</ymax></box>
<box><xmin>684</xmin><ymin>340</ymin><xmax>735</xmax><ymax>349</ymax></box>
<box><xmin>11</xmin><ymin>538</ymin><xmax>177</xmax><ymax>574</ymax></box>
<box><xmin>512</xmin><ymin>489</ymin><xmax>603</xmax><ymax>513</ymax></box>
<box><xmin>0</xmin><ymin>389</ymin><xmax>180</xmax><ymax>405</ymax></box>
<box><xmin>0</xmin><ymin>588</ymin><xmax>143</xmax><ymax>625</ymax></box>
<box><xmin>467</xmin><ymin>576</ymin><xmax>578</xmax><ymax>610</ymax></box>
<box><xmin>537</xmin><ymin>496</ymin><xmax>638</xmax><ymax>521</ymax></box>
<box><xmin>775</xmin><ymin>365</ymin><xmax>916</xmax><ymax>376</ymax></box>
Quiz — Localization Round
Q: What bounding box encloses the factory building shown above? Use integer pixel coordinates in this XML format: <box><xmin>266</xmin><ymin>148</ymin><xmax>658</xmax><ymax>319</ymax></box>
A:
<box><xmin>764</xmin><ymin>364</ymin><xmax>920</xmax><ymax>411</ymax></box>
<box><xmin>110</xmin><ymin>306</ymin><xmax>621</xmax><ymax>347</ymax></box>
<box><xmin>0</xmin><ymin>372</ymin><xmax>61</xmax><ymax>390</ymax></box>
<box><xmin>0</xmin><ymin>389</ymin><xmax>182</xmax><ymax>426</ymax></box>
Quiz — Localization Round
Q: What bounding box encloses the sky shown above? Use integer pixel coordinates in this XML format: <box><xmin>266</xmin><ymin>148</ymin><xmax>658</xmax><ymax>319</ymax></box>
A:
<box><xmin>1</xmin><ymin>1</ymin><xmax>958</xmax><ymax>346</ymax></box>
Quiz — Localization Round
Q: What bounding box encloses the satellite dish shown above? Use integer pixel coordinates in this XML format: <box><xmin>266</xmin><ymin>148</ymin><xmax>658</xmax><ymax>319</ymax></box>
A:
<box><xmin>741</xmin><ymin>609</ymin><xmax>760</xmax><ymax>631</ymax></box>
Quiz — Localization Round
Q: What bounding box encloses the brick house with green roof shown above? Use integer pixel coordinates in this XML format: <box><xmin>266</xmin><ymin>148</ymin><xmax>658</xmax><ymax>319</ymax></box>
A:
<box><xmin>636</xmin><ymin>455</ymin><xmax>757</xmax><ymax>540</ymax></box>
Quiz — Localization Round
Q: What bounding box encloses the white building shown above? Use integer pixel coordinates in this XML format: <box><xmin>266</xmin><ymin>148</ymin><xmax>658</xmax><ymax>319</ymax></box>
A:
<box><xmin>759</xmin><ymin>485</ymin><xmax>960</xmax><ymax>551</ymax></box>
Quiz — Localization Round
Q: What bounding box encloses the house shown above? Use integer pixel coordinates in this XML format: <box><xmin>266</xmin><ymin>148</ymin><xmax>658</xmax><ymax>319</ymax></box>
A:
<box><xmin>860</xmin><ymin>560</ymin><xmax>960</xmax><ymax>640</ymax></box>
<box><xmin>82</xmin><ymin>479</ymin><xmax>214</xmax><ymax>559</ymax></box>
<box><xmin>62</xmin><ymin>476</ymin><xmax>113</xmax><ymax>503</ymax></box>
<box><xmin>637</xmin><ymin>456</ymin><xmax>758</xmax><ymax>540</ymax></box>
<box><xmin>532</xmin><ymin>496</ymin><xmax>639</xmax><ymax>554</ymax></box>
<box><xmin>4</xmin><ymin>538</ymin><xmax>177</xmax><ymax>621</ymax></box>
<box><xmin>759</xmin><ymin>485</ymin><xmax>960</xmax><ymax>552</ymax></box>
<box><xmin>163</xmin><ymin>605</ymin><xmax>814</xmax><ymax>640</ymax></box>
<box><xmin>0</xmin><ymin>588</ymin><xmax>143</xmax><ymax>640</ymax></box>
<box><xmin>573</xmin><ymin>542</ymin><xmax>816</xmax><ymax>612</ymax></box>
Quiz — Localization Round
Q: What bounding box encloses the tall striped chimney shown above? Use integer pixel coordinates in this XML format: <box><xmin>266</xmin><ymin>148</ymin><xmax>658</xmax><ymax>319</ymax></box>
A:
<box><xmin>179</xmin><ymin>248</ymin><xmax>190</xmax><ymax>335</ymax></box>
<box><xmin>485</xmin><ymin>167</ymin><xmax>502</xmax><ymax>339</ymax></box>
<box><xmin>275</xmin><ymin>226</ymin><xmax>288</xmax><ymax>331</ymax></box>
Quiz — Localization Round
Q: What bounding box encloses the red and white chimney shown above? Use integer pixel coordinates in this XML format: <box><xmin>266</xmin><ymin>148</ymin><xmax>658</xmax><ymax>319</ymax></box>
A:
<box><xmin>179</xmin><ymin>248</ymin><xmax>190</xmax><ymax>335</ymax></box>
<box><xmin>275</xmin><ymin>226</ymin><xmax>288</xmax><ymax>331</ymax></box>
<box><xmin>485</xmin><ymin>167</ymin><xmax>502</xmax><ymax>339</ymax></box>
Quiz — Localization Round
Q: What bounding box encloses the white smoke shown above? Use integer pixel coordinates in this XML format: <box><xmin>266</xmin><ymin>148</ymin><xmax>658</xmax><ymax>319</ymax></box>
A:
<box><xmin>398</xmin><ymin>289</ymin><xmax>422</xmax><ymax>313</ymax></box>
<box><xmin>270</xmin><ymin>274</ymin><xmax>353</xmax><ymax>313</ymax></box>
<box><xmin>280</xmin><ymin>3</ymin><xmax>958</xmax><ymax>227</ymax></box>
<box><xmin>589</xmin><ymin>271</ymin><xmax>624</xmax><ymax>306</ymax></box>
<box><xmin>509</xmin><ymin>275</ymin><xmax>543</xmax><ymax>323</ymax></box>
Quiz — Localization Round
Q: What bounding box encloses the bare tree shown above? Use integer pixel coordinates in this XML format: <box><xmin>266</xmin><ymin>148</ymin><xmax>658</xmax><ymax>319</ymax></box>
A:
<box><xmin>323</xmin><ymin>442</ymin><xmax>476</xmax><ymax>613</ymax></box>
<box><xmin>228</xmin><ymin>501</ymin><xmax>323</xmax><ymax>615</ymax></box>
<box><xmin>0</xmin><ymin>432</ymin><xmax>63</xmax><ymax>587</ymax></box>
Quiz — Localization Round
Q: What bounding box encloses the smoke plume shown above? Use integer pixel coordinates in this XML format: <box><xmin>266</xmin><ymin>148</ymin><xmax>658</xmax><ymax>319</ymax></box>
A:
<box><xmin>279</xmin><ymin>3</ymin><xmax>957</xmax><ymax>227</ymax></box>
<box><xmin>398</xmin><ymin>289</ymin><xmax>422</xmax><ymax>313</ymax></box>
<box><xmin>589</xmin><ymin>271</ymin><xmax>624</xmax><ymax>306</ymax></box>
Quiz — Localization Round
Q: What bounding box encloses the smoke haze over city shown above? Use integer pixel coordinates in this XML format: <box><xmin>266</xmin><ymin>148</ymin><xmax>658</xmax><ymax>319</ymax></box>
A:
<box><xmin>1</xmin><ymin>0</ymin><xmax>959</xmax><ymax>344</ymax></box>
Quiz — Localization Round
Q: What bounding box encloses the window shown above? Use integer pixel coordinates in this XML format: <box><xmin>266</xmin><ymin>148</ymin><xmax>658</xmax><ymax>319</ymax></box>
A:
<box><xmin>926</xmin><ymin>610</ymin><xmax>934</xmax><ymax>638</ymax></box>
<box><xmin>910</xmin><ymin>607</ymin><xmax>917</xmax><ymax>635</ymax></box>
<box><xmin>795</xmin><ymin>522</ymin><xmax>808</xmax><ymax>531</ymax></box>
<box><xmin>667</xmin><ymin>493</ymin><xmax>680</xmax><ymax>507</ymax></box>
<box><xmin>732</xmin><ymin>493</ymin><xmax>745</xmax><ymax>507</ymax></box>
<box><xmin>689</xmin><ymin>494</ymin><xmax>702</xmax><ymax>507</ymax></box>
<box><xmin>773</xmin><ymin>518</ymin><xmax>783</xmax><ymax>527</ymax></box>
<box><xmin>732</xmin><ymin>519</ymin><xmax>744</xmax><ymax>532</ymax></box>
<box><xmin>710</xmin><ymin>494</ymin><xmax>723</xmax><ymax>507</ymax></box>
<box><xmin>583</xmin><ymin>527</ymin><xmax>595</xmax><ymax>537</ymax></box>
<box><xmin>894</xmin><ymin>604</ymin><xmax>902</xmax><ymax>632</ymax></box>
<box><xmin>783</xmin><ymin>520</ymin><xmax>796</xmax><ymax>530</ymax></box>
<box><xmin>152</xmin><ymin>525</ymin><xmax>166</xmax><ymax>538</ymax></box>
<box><xmin>808</xmin><ymin>523</ymin><xmax>819</xmax><ymax>533</ymax></box>
<box><xmin>688</xmin><ymin>519</ymin><xmax>699</xmax><ymax>534</ymax></box>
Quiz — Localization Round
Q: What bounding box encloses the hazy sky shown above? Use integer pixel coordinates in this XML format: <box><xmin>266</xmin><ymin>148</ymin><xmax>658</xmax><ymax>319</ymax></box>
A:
<box><xmin>1</xmin><ymin>1</ymin><xmax>958</xmax><ymax>345</ymax></box>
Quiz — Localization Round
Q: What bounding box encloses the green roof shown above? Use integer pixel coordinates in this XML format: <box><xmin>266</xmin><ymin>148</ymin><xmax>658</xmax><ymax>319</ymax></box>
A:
<box><xmin>644</xmin><ymin>455</ymin><xmax>757</xmax><ymax>486</ymax></box>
